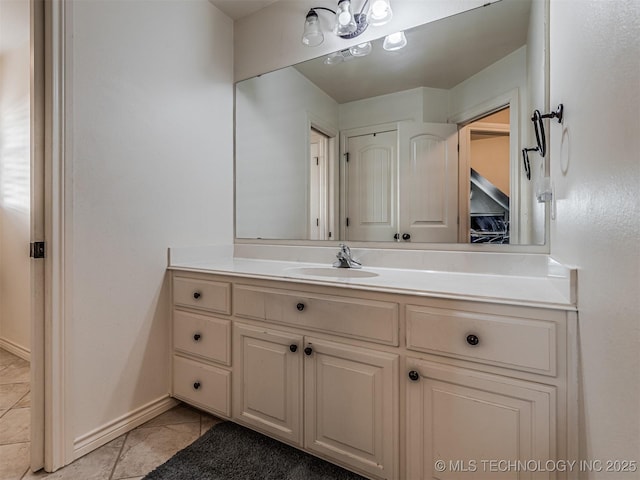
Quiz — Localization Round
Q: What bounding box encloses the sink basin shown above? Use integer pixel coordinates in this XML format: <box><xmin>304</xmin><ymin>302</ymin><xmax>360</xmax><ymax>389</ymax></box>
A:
<box><xmin>287</xmin><ymin>267</ymin><xmax>379</xmax><ymax>279</ymax></box>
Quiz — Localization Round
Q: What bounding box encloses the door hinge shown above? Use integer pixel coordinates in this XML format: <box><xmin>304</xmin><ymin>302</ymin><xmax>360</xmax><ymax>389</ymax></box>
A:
<box><xmin>30</xmin><ymin>242</ymin><xmax>45</xmax><ymax>259</ymax></box>
<box><xmin>346</xmin><ymin>217</ymin><xmax>350</xmax><ymax>227</ymax></box>
<box><xmin>316</xmin><ymin>218</ymin><xmax>319</xmax><ymax>227</ymax></box>
<box><xmin>344</xmin><ymin>152</ymin><xmax>350</xmax><ymax>162</ymax></box>
<box><xmin>315</xmin><ymin>157</ymin><xmax>319</xmax><ymax>166</ymax></box>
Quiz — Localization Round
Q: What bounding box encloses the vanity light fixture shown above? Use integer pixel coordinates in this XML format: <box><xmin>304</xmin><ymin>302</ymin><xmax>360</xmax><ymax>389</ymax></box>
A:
<box><xmin>323</xmin><ymin>44</ymin><xmax>371</xmax><ymax>65</ymax></box>
<box><xmin>324</xmin><ymin>52</ymin><xmax>345</xmax><ymax>65</ymax></box>
<box><xmin>382</xmin><ymin>31</ymin><xmax>407</xmax><ymax>51</ymax></box>
<box><xmin>302</xmin><ymin>0</ymin><xmax>393</xmax><ymax>47</ymax></box>
<box><xmin>349</xmin><ymin>41</ymin><xmax>372</xmax><ymax>56</ymax></box>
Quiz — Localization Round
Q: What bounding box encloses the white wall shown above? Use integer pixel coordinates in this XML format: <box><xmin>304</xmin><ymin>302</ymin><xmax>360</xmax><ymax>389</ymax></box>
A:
<box><xmin>448</xmin><ymin>46</ymin><xmax>526</xmax><ymax>119</ymax></box>
<box><xmin>236</xmin><ymin>67</ymin><xmax>338</xmax><ymax>239</ymax></box>
<box><xmin>67</xmin><ymin>0</ymin><xmax>233</xmax><ymax>452</ymax></box>
<box><xmin>549</xmin><ymin>0</ymin><xmax>640</xmax><ymax>471</ymax></box>
<box><xmin>234</xmin><ymin>0</ymin><xmax>490</xmax><ymax>81</ymax></box>
<box><xmin>0</xmin><ymin>0</ymin><xmax>31</xmax><ymax>358</ymax></box>
<box><xmin>339</xmin><ymin>86</ymin><xmax>449</xmax><ymax>131</ymax></box>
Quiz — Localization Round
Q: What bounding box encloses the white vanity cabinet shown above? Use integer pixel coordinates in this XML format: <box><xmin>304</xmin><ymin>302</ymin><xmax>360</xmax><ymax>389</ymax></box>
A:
<box><xmin>170</xmin><ymin>273</ymin><xmax>232</xmax><ymax>418</ymax></box>
<box><xmin>233</xmin><ymin>285</ymin><xmax>400</xmax><ymax>480</ymax></box>
<box><xmin>405</xmin><ymin>303</ymin><xmax>573</xmax><ymax>480</ymax></box>
<box><xmin>169</xmin><ymin>269</ymin><xmax>576</xmax><ymax>480</ymax></box>
<box><xmin>233</xmin><ymin>323</ymin><xmax>398</xmax><ymax>479</ymax></box>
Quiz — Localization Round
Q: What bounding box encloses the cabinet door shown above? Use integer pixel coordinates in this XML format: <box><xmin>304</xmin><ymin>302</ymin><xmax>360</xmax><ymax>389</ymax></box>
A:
<box><xmin>304</xmin><ymin>337</ymin><xmax>399</xmax><ymax>479</ymax></box>
<box><xmin>406</xmin><ymin>358</ymin><xmax>556</xmax><ymax>480</ymax></box>
<box><xmin>233</xmin><ymin>323</ymin><xmax>303</xmax><ymax>445</ymax></box>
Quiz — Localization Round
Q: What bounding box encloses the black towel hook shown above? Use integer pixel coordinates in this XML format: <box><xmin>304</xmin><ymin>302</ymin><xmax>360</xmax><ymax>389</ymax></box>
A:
<box><xmin>522</xmin><ymin>147</ymin><xmax>539</xmax><ymax>180</ymax></box>
<box><xmin>531</xmin><ymin>104</ymin><xmax>564</xmax><ymax>158</ymax></box>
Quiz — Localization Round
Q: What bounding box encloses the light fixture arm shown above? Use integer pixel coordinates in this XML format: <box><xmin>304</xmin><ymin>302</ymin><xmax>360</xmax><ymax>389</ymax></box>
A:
<box><xmin>309</xmin><ymin>6</ymin><xmax>337</xmax><ymax>15</ymax></box>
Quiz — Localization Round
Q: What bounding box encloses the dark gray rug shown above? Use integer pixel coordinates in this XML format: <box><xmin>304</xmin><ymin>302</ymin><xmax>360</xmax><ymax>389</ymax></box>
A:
<box><xmin>143</xmin><ymin>421</ymin><xmax>368</xmax><ymax>480</ymax></box>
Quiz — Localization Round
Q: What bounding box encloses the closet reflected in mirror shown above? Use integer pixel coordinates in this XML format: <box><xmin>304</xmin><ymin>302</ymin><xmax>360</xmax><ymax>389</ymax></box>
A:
<box><xmin>235</xmin><ymin>0</ymin><xmax>547</xmax><ymax>246</ymax></box>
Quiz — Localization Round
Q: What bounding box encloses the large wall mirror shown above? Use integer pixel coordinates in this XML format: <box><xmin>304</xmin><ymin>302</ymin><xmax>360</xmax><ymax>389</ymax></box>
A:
<box><xmin>235</xmin><ymin>0</ymin><xmax>548</xmax><ymax>247</ymax></box>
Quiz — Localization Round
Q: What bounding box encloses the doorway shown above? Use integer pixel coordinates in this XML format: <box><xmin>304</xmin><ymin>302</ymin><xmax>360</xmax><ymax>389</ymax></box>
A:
<box><xmin>458</xmin><ymin>107</ymin><xmax>512</xmax><ymax>244</ymax></box>
<box><xmin>308</xmin><ymin>128</ymin><xmax>330</xmax><ymax>240</ymax></box>
<box><xmin>0</xmin><ymin>0</ymin><xmax>46</xmax><ymax>472</ymax></box>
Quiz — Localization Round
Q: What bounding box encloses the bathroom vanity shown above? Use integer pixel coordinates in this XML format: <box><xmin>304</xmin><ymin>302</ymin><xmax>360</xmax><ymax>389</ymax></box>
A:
<box><xmin>168</xmin><ymin>247</ymin><xmax>578</xmax><ymax>480</ymax></box>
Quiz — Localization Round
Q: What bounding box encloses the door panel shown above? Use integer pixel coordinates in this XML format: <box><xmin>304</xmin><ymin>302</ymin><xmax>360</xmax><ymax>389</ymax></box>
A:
<box><xmin>309</xmin><ymin>129</ymin><xmax>329</xmax><ymax>240</ymax></box>
<box><xmin>305</xmin><ymin>338</ymin><xmax>399</xmax><ymax>479</ymax></box>
<box><xmin>398</xmin><ymin>123</ymin><xmax>458</xmax><ymax>243</ymax></box>
<box><xmin>233</xmin><ymin>324</ymin><xmax>303</xmax><ymax>445</ymax></box>
<box><xmin>345</xmin><ymin>130</ymin><xmax>398</xmax><ymax>241</ymax></box>
<box><xmin>406</xmin><ymin>358</ymin><xmax>555</xmax><ymax>480</ymax></box>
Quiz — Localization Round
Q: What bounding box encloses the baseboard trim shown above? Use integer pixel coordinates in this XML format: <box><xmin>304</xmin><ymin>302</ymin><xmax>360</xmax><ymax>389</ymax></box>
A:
<box><xmin>0</xmin><ymin>337</ymin><xmax>31</xmax><ymax>362</ymax></box>
<box><xmin>73</xmin><ymin>395</ymin><xmax>178</xmax><ymax>460</ymax></box>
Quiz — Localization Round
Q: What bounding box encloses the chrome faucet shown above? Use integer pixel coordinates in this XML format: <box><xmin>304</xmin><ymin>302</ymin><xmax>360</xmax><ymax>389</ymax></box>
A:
<box><xmin>333</xmin><ymin>244</ymin><xmax>362</xmax><ymax>269</ymax></box>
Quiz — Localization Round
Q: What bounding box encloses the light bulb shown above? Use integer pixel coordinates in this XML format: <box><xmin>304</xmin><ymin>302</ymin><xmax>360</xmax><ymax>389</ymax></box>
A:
<box><xmin>302</xmin><ymin>10</ymin><xmax>324</xmax><ymax>47</ymax></box>
<box><xmin>383</xmin><ymin>31</ymin><xmax>407</xmax><ymax>51</ymax></box>
<box><xmin>324</xmin><ymin>52</ymin><xmax>344</xmax><ymax>65</ymax></box>
<box><xmin>349</xmin><ymin>42</ymin><xmax>372</xmax><ymax>57</ymax></box>
<box><xmin>335</xmin><ymin>0</ymin><xmax>357</xmax><ymax>35</ymax></box>
<box><xmin>368</xmin><ymin>0</ymin><xmax>392</xmax><ymax>26</ymax></box>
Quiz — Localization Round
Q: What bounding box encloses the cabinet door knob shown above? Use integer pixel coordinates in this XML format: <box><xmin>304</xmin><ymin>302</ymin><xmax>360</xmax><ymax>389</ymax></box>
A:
<box><xmin>402</xmin><ymin>233</ymin><xmax>411</xmax><ymax>241</ymax></box>
<box><xmin>466</xmin><ymin>334</ymin><xmax>480</xmax><ymax>346</ymax></box>
<box><xmin>408</xmin><ymin>370</ymin><xmax>420</xmax><ymax>382</ymax></box>
<box><xmin>296</xmin><ymin>302</ymin><xmax>305</xmax><ymax>311</ymax></box>
<box><xmin>193</xmin><ymin>381</ymin><xmax>201</xmax><ymax>390</ymax></box>
<box><xmin>289</xmin><ymin>344</ymin><xmax>298</xmax><ymax>353</ymax></box>
<box><xmin>193</xmin><ymin>333</ymin><xmax>201</xmax><ymax>341</ymax></box>
<box><xmin>393</xmin><ymin>233</ymin><xmax>400</xmax><ymax>240</ymax></box>
<box><xmin>304</xmin><ymin>346</ymin><xmax>313</xmax><ymax>356</ymax></box>
<box><xmin>193</xmin><ymin>291</ymin><xmax>201</xmax><ymax>300</ymax></box>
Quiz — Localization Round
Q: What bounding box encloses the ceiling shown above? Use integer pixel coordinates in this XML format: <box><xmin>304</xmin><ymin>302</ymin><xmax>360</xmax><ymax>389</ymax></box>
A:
<box><xmin>293</xmin><ymin>0</ymin><xmax>532</xmax><ymax>104</ymax></box>
<box><xmin>209</xmin><ymin>0</ymin><xmax>279</xmax><ymax>20</ymax></box>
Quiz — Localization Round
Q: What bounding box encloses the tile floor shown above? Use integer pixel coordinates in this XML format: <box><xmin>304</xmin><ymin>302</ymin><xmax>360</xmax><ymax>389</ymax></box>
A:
<box><xmin>0</xmin><ymin>348</ymin><xmax>223</xmax><ymax>480</ymax></box>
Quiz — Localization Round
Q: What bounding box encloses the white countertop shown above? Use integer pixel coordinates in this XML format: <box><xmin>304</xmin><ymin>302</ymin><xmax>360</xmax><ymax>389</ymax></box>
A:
<box><xmin>168</xmin><ymin>246</ymin><xmax>577</xmax><ymax>310</ymax></box>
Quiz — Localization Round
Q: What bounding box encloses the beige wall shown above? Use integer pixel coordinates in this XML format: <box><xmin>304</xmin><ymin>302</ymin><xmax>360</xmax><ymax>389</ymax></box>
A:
<box><xmin>0</xmin><ymin>0</ymin><xmax>31</xmax><ymax>358</ymax></box>
<box><xmin>470</xmin><ymin>133</ymin><xmax>510</xmax><ymax>196</ymax></box>
<box><xmin>549</xmin><ymin>0</ymin><xmax>640</xmax><ymax>470</ymax></box>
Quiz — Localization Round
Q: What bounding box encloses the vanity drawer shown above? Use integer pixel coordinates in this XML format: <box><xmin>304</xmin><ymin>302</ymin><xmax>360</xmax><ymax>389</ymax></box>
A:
<box><xmin>406</xmin><ymin>305</ymin><xmax>557</xmax><ymax>376</ymax></box>
<box><xmin>173</xmin><ymin>355</ymin><xmax>231</xmax><ymax>417</ymax></box>
<box><xmin>234</xmin><ymin>285</ymin><xmax>399</xmax><ymax>346</ymax></box>
<box><xmin>173</xmin><ymin>276</ymin><xmax>231</xmax><ymax>314</ymax></box>
<box><xmin>173</xmin><ymin>310</ymin><xmax>231</xmax><ymax>365</ymax></box>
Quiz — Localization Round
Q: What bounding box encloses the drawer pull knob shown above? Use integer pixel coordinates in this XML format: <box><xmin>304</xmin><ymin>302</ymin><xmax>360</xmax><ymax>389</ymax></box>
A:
<box><xmin>193</xmin><ymin>382</ymin><xmax>201</xmax><ymax>390</ymax></box>
<box><xmin>289</xmin><ymin>344</ymin><xmax>298</xmax><ymax>353</ymax></box>
<box><xmin>402</xmin><ymin>233</ymin><xmax>411</xmax><ymax>241</ymax></box>
<box><xmin>296</xmin><ymin>303</ymin><xmax>305</xmax><ymax>311</ymax></box>
<box><xmin>193</xmin><ymin>292</ymin><xmax>201</xmax><ymax>300</ymax></box>
<box><xmin>304</xmin><ymin>346</ymin><xmax>313</xmax><ymax>356</ymax></box>
<box><xmin>466</xmin><ymin>334</ymin><xmax>480</xmax><ymax>346</ymax></box>
<box><xmin>408</xmin><ymin>370</ymin><xmax>420</xmax><ymax>382</ymax></box>
<box><xmin>193</xmin><ymin>333</ymin><xmax>201</xmax><ymax>342</ymax></box>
